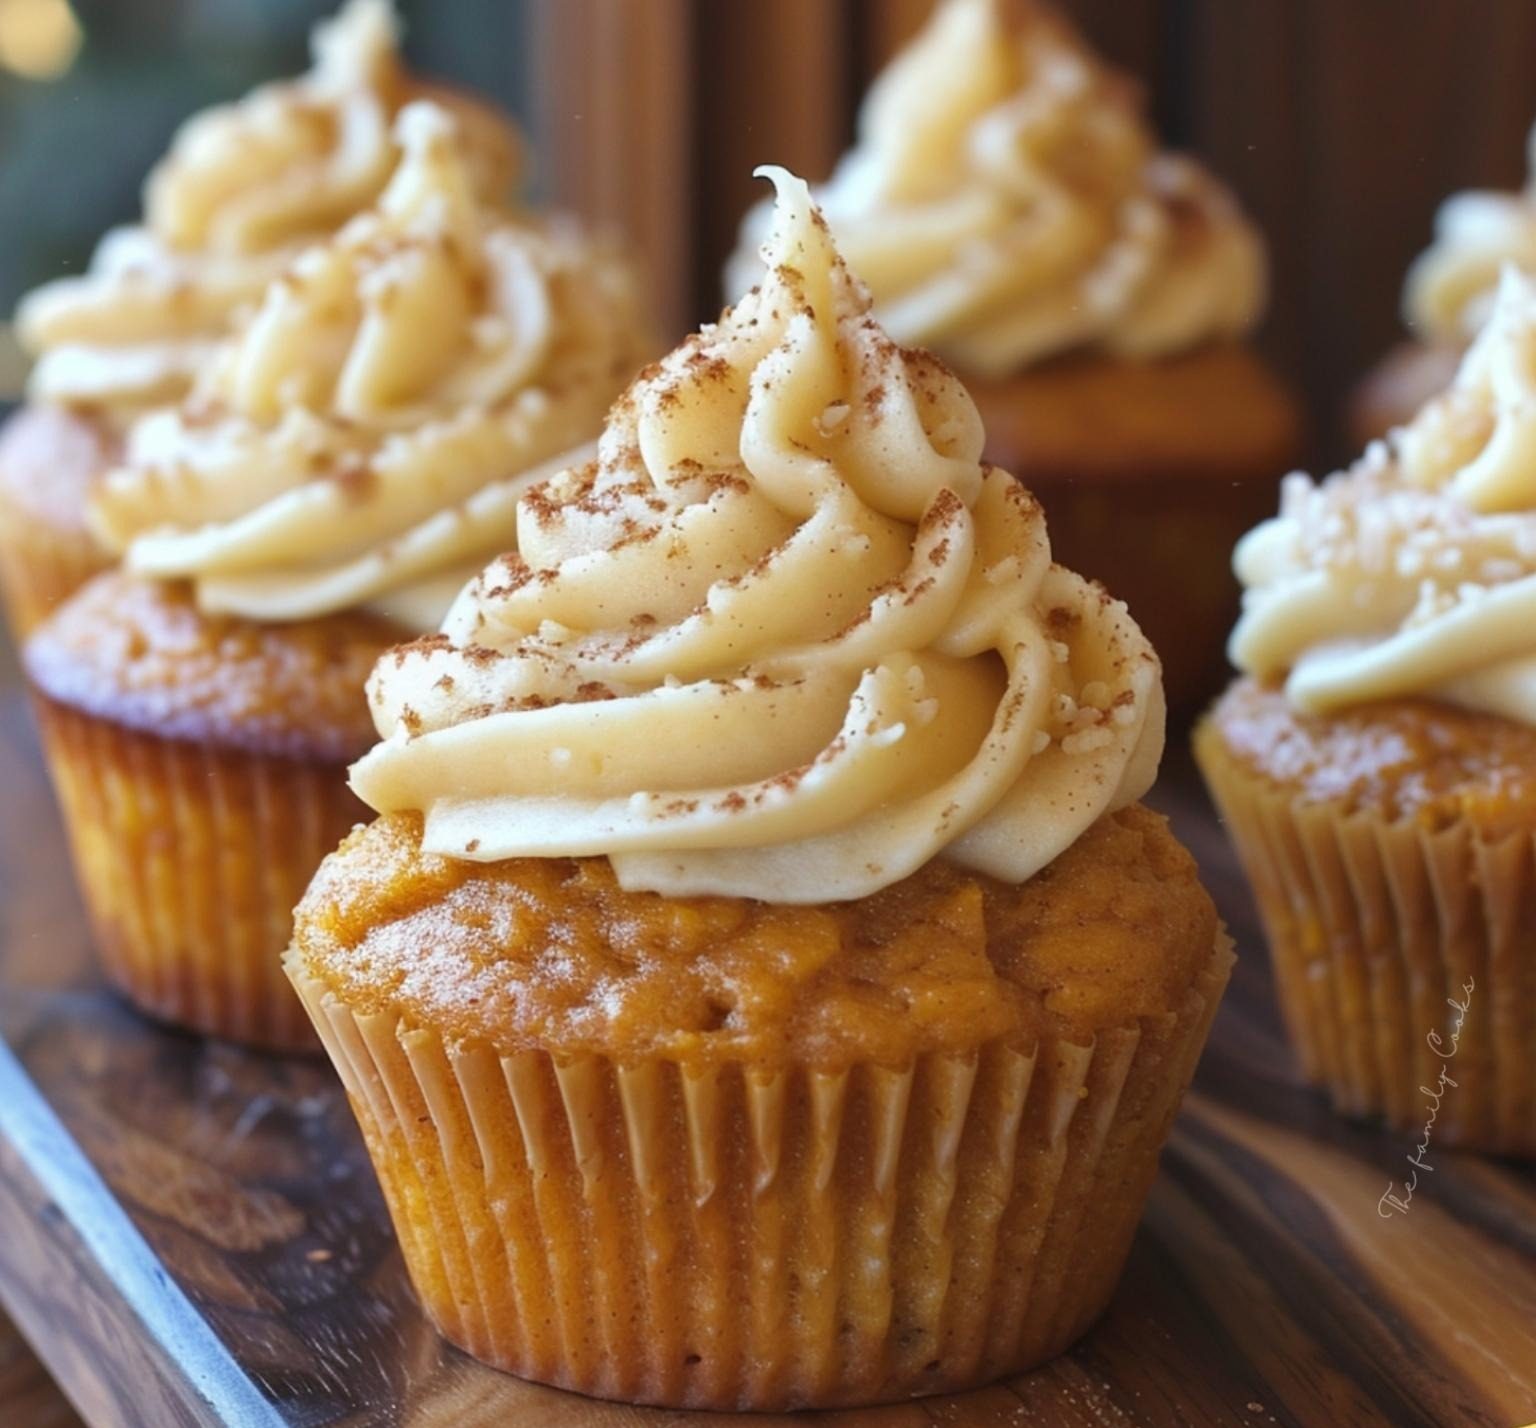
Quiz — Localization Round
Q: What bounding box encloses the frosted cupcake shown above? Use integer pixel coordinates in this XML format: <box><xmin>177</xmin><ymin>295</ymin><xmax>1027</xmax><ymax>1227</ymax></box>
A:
<box><xmin>1354</xmin><ymin>120</ymin><xmax>1536</xmax><ymax>442</ymax></box>
<box><xmin>25</xmin><ymin>103</ymin><xmax>649</xmax><ymax>1049</ymax></box>
<box><xmin>287</xmin><ymin>168</ymin><xmax>1230</xmax><ymax>1408</ymax></box>
<box><xmin>726</xmin><ymin>0</ymin><xmax>1300</xmax><ymax>712</ymax></box>
<box><xmin>1199</xmin><ymin>268</ymin><xmax>1536</xmax><ymax>1155</ymax></box>
<box><xmin>0</xmin><ymin>0</ymin><xmax>518</xmax><ymax>636</ymax></box>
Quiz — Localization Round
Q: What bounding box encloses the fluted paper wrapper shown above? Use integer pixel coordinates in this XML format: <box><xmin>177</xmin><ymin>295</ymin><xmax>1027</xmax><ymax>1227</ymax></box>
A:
<box><xmin>1197</xmin><ymin>721</ymin><xmax>1536</xmax><ymax>1155</ymax></box>
<box><xmin>0</xmin><ymin>518</ymin><xmax>110</xmax><ymax>638</ymax></box>
<box><xmin>33</xmin><ymin>694</ymin><xmax>363</xmax><ymax>1051</ymax></box>
<box><xmin>287</xmin><ymin>934</ymin><xmax>1231</xmax><ymax>1410</ymax></box>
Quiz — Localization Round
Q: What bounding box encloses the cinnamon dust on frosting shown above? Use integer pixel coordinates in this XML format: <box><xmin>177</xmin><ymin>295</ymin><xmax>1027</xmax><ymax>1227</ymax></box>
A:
<box><xmin>1233</xmin><ymin>268</ymin><xmax>1536</xmax><ymax>722</ymax></box>
<box><xmin>88</xmin><ymin>102</ymin><xmax>649</xmax><ymax>632</ymax></box>
<box><xmin>725</xmin><ymin>0</ymin><xmax>1264</xmax><ymax>379</ymax></box>
<box><xmin>352</xmin><ymin>168</ymin><xmax>1164</xmax><ymax>903</ymax></box>
<box><xmin>15</xmin><ymin>0</ymin><xmax>520</xmax><ymax>413</ymax></box>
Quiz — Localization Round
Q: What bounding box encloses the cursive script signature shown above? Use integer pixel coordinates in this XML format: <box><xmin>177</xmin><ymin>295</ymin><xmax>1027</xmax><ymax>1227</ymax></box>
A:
<box><xmin>1378</xmin><ymin>977</ymin><xmax>1474</xmax><ymax>1218</ymax></box>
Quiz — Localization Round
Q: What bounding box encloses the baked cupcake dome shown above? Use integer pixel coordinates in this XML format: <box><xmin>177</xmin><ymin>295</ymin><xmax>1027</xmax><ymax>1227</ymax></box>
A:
<box><xmin>0</xmin><ymin>0</ymin><xmax>521</xmax><ymax>638</ymax></box>
<box><xmin>725</xmin><ymin>0</ymin><xmax>1301</xmax><ymax>714</ymax></box>
<box><xmin>0</xmin><ymin>407</ymin><xmax>119</xmax><ymax>638</ymax></box>
<box><xmin>287</xmin><ymin>168</ymin><xmax>1230</xmax><ymax>1408</ymax></box>
<box><xmin>24</xmin><ymin>101</ymin><xmax>649</xmax><ymax>1049</ymax></box>
<box><xmin>1199</xmin><ymin>269</ymin><xmax>1536</xmax><ymax>1155</ymax></box>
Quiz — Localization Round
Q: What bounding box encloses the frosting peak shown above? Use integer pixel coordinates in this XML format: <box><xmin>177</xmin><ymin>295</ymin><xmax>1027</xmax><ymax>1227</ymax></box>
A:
<box><xmin>1233</xmin><ymin>267</ymin><xmax>1536</xmax><ymax>721</ymax></box>
<box><xmin>207</xmin><ymin>102</ymin><xmax>531</xmax><ymax>430</ymax></box>
<box><xmin>1405</xmin><ymin>123</ymin><xmax>1536</xmax><ymax>344</ymax></box>
<box><xmin>352</xmin><ymin>168</ymin><xmax>1164</xmax><ymax>903</ymax></box>
<box><xmin>89</xmin><ymin>102</ymin><xmax>649</xmax><ymax>631</ymax></box>
<box><xmin>15</xmin><ymin>0</ymin><xmax>521</xmax><ymax>412</ymax></box>
<box><xmin>725</xmin><ymin>0</ymin><xmax>1265</xmax><ymax>378</ymax></box>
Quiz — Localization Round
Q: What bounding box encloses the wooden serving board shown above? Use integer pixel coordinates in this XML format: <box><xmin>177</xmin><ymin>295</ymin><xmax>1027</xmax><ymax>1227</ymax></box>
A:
<box><xmin>1</xmin><ymin>665</ymin><xmax>1535</xmax><ymax>1428</ymax></box>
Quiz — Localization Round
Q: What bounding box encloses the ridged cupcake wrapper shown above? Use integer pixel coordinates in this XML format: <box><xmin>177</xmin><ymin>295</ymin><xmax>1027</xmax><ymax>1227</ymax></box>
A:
<box><xmin>32</xmin><ymin>694</ymin><xmax>361</xmax><ymax>1051</ymax></box>
<box><xmin>0</xmin><ymin>518</ymin><xmax>110</xmax><ymax>639</ymax></box>
<box><xmin>287</xmin><ymin>933</ymin><xmax>1231</xmax><ymax>1411</ymax></box>
<box><xmin>1198</xmin><ymin>724</ymin><xmax>1536</xmax><ymax>1155</ymax></box>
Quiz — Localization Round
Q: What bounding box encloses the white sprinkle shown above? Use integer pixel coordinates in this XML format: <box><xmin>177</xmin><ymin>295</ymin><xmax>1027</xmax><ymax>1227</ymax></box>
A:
<box><xmin>816</xmin><ymin>401</ymin><xmax>850</xmax><ymax>434</ymax></box>
<box><xmin>1062</xmin><ymin>727</ymin><xmax>1114</xmax><ymax>755</ymax></box>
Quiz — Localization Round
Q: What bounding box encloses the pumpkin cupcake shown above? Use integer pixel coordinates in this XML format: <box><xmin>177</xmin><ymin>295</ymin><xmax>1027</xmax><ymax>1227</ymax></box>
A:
<box><xmin>0</xmin><ymin>0</ymin><xmax>519</xmax><ymax>638</ymax></box>
<box><xmin>726</xmin><ymin>0</ymin><xmax>1301</xmax><ymax>714</ymax></box>
<box><xmin>1353</xmin><ymin>119</ymin><xmax>1536</xmax><ymax>443</ymax></box>
<box><xmin>25</xmin><ymin>102</ymin><xmax>649</xmax><ymax>1049</ymax></box>
<box><xmin>287</xmin><ymin>169</ymin><xmax>1230</xmax><ymax>1409</ymax></box>
<box><xmin>1199</xmin><ymin>268</ymin><xmax>1536</xmax><ymax>1156</ymax></box>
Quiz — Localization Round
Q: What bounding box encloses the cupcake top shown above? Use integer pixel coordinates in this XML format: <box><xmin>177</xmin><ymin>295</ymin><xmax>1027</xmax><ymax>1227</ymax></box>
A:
<box><xmin>88</xmin><ymin>102</ymin><xmax>648</xmax><ymax>632</ymax></box>
<box><xmin>351</xmin><ymin>168</ymin><xmax>1163</xmax><ymax>904</ymax></box>
<box><xmin>1405</xmin><ymin>123</ymin><xmax>1536</xmax><ymax>344</ymax></box>
<box><xmin>1232</xmin><ymin>267</ymin><xmax>1536</xmax><ymax>722</ymax></box>
<box><xmin>15</xmin><ymin>0</ymin><xmax>520</xmax><ymax>413</ymax></box>
<box><xmin>724</xmin><ymin>0</ymin><xmax>1264</xmax><ymax>380</ymax></box>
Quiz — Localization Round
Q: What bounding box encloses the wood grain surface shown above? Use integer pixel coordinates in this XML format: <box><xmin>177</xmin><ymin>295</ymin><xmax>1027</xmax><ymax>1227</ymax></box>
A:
<box><xmin>0</xmin><ymin>673</ymin><xmax>1534</xmax><ymax>1427</ymax></box>
<box><xmin>0</xmin><ymin>1308</ymin><xmax>84</xmax><ymax>1428</ymax></box>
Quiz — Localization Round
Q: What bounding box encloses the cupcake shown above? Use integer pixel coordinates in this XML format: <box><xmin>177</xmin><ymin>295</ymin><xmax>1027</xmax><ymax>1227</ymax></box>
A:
<box><xmin>25</xmin><ymin>102</ymin><xmax>649</xmax><ymax>1049</ymax></box>
<box><xmin>1198</xmin><ymin>268</ymin><xmax>1536</xmax><ymax>1156</ymax></box>
<box><xmin>287</xmin><ymin>168</ymin><xmax>1230</xmax><ymax>1409</ymax></box>
<box><xmin>1353</xmin><ymin>119</ymin><xmax>1536</xmax><ymax>443</ymax></box>
<box><xmin>726</xmin><ymin>0</ymin><xmax>1301</xmax><ymax>714</ymax></box>
<box><xmin>0</xmin><ymin>0</ymin><xmax>519</xmax><ymax>637</ymax></box>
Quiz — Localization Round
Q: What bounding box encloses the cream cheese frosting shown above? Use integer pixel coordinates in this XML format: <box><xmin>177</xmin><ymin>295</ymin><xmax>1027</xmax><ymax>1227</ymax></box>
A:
<box><xmin>88</xmin><ymin>101</ymin><xmax>648</xmax><ymax>631</ymax></box>
<box><xmin>1405</xmin><ymin>123</ymin><xmax>1536</xmax><ymax>345</ymax></box>
<box><xmin>724</xmin><ymin>0</ymin><xmax>1264</xmax><ymax>379</ymax></box>
<box><xmin>1233</xmin><ymin>267</ymin><xmax>1536</xmax><ymax>721</ymax></box>
<box><xmin>352</xmin><ymin>168</ymin><xmax>1164</xmax><ymax>903</ymax></box>
<box><xmin>15</xmin><ymin>0</ymin><xmax>520</xmax><ymax>413</ymax></box>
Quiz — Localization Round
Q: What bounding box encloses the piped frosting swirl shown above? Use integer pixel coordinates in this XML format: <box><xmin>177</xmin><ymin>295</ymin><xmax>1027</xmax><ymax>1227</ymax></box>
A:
<box><xmin>352</xmin><ymin>168</ymin><xmax>1163</xmax><ymax>903</ymax></box>
<box><xmin>89</xmin><ymin>102</ymin><xmax>648</xmax><ymax>631</ymax></box>
<box><xmin>725</xmin><ymin>0</ymin><xmax>1264</xmax><ymax>379</ymax></box>
<box><xmin>1233</xmin><ymin>267</ymin><xmax>1536</xmax><ymax>722</ymax></box>
<box><xmin>15</xmin><ymin>0</ymin><xmax>520</xmax><ymax>412</ymax></box>
<box><xmin>1405</xmin><ymin>123</ymin><xmax>1536</xmax><ymax>344</ymax></box>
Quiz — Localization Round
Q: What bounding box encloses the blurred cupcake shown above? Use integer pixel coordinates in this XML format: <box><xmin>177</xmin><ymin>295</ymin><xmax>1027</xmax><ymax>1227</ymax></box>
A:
<box><xmin>1353</xmin><ymin>120</ymin><xmax>1536</xmax><ymax>444</ymax></box>
<box><xmin>726</xmin><ymin>0</ymin><xmax>1301</xmax><ymax>714</ymax></box>
<box><xmin>288</xmin><ymin>169</ymin><xmax>1229</xmax><ymax>1409</ymax></box>
<box><xmin>1199</xmin><ymin>268</ymin><xmax>1536</xmax><ymax>1156</ymax></box>
<box><xmin>0</xmin><ymin>0</ymin><xmax>519</xmax><ymax>637</ymax></box>
<box><xmin>25</xmin><ymin>103</ymin><xmax>649</xmax><ymax>1049</ymax></box>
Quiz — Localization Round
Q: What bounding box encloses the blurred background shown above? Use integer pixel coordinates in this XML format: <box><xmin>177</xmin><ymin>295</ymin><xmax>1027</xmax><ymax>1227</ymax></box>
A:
<box><xmin>3</xmin><ymin>0</ymin><xmax>1536</xmax><ymax>465</ymax></box>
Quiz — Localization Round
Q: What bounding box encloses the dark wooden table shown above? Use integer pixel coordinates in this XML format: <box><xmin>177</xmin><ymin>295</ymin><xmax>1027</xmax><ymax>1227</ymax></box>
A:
<box><xmin>1</xmin><ymin>666</ymin><xmax>1534</xmax><ymax>1428</ymax></box>
<box><xmin>0</xmin><ymin>1309</ymin><xmax>84</xmax><ymax>1428</ymax></box>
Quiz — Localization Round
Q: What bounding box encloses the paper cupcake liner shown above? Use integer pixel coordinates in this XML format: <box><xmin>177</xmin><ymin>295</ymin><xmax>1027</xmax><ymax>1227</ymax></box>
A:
<box><xmin>287</xmin><ymin>932</ymin><xmax>1231</xmax><ymax>1411</ymax></box>
<box><xmin>0</xmin><ymin>512</ymin><xmax>111</xmax><ymax>639</ymax></box>
<box><xmin>1197</xmin><ymin>721</ymin><xmax>1536</xmax><ymax>1155</ymax></box>
<box><xmin>33</xmin><ymin>693</ymin><xmax>363</xmax><ymax>1051</ymax></box>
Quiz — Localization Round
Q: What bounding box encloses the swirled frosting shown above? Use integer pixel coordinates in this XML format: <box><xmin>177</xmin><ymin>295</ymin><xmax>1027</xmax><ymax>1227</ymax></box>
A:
<box><xmin>1405</xmin><ymin>123</ymin><xmax>1536</xmax><ymax>344</ymax></box>
<box><xmin>15</xmin><ymin>0</ymin><xmax>520</xmax><ymax>412</ymax></box>
<box><xmin>89</xmin><ymin>102</ymin><xmax>648</xmax><ymax>631</ymax></box>
<box><xmin>1233</xmin><ymin>267</ymin><xmax>1536</xmax><ymax>722</ymax></box>
<box><xmin>724</xmin><ymin>0</ymin><xmax>1264</xmax><ymax>379</ymax></box>
<box><xmin>351</xmin><ymin>168</ymin><xmax>1164</xmax><ymax>903</ymax></box>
